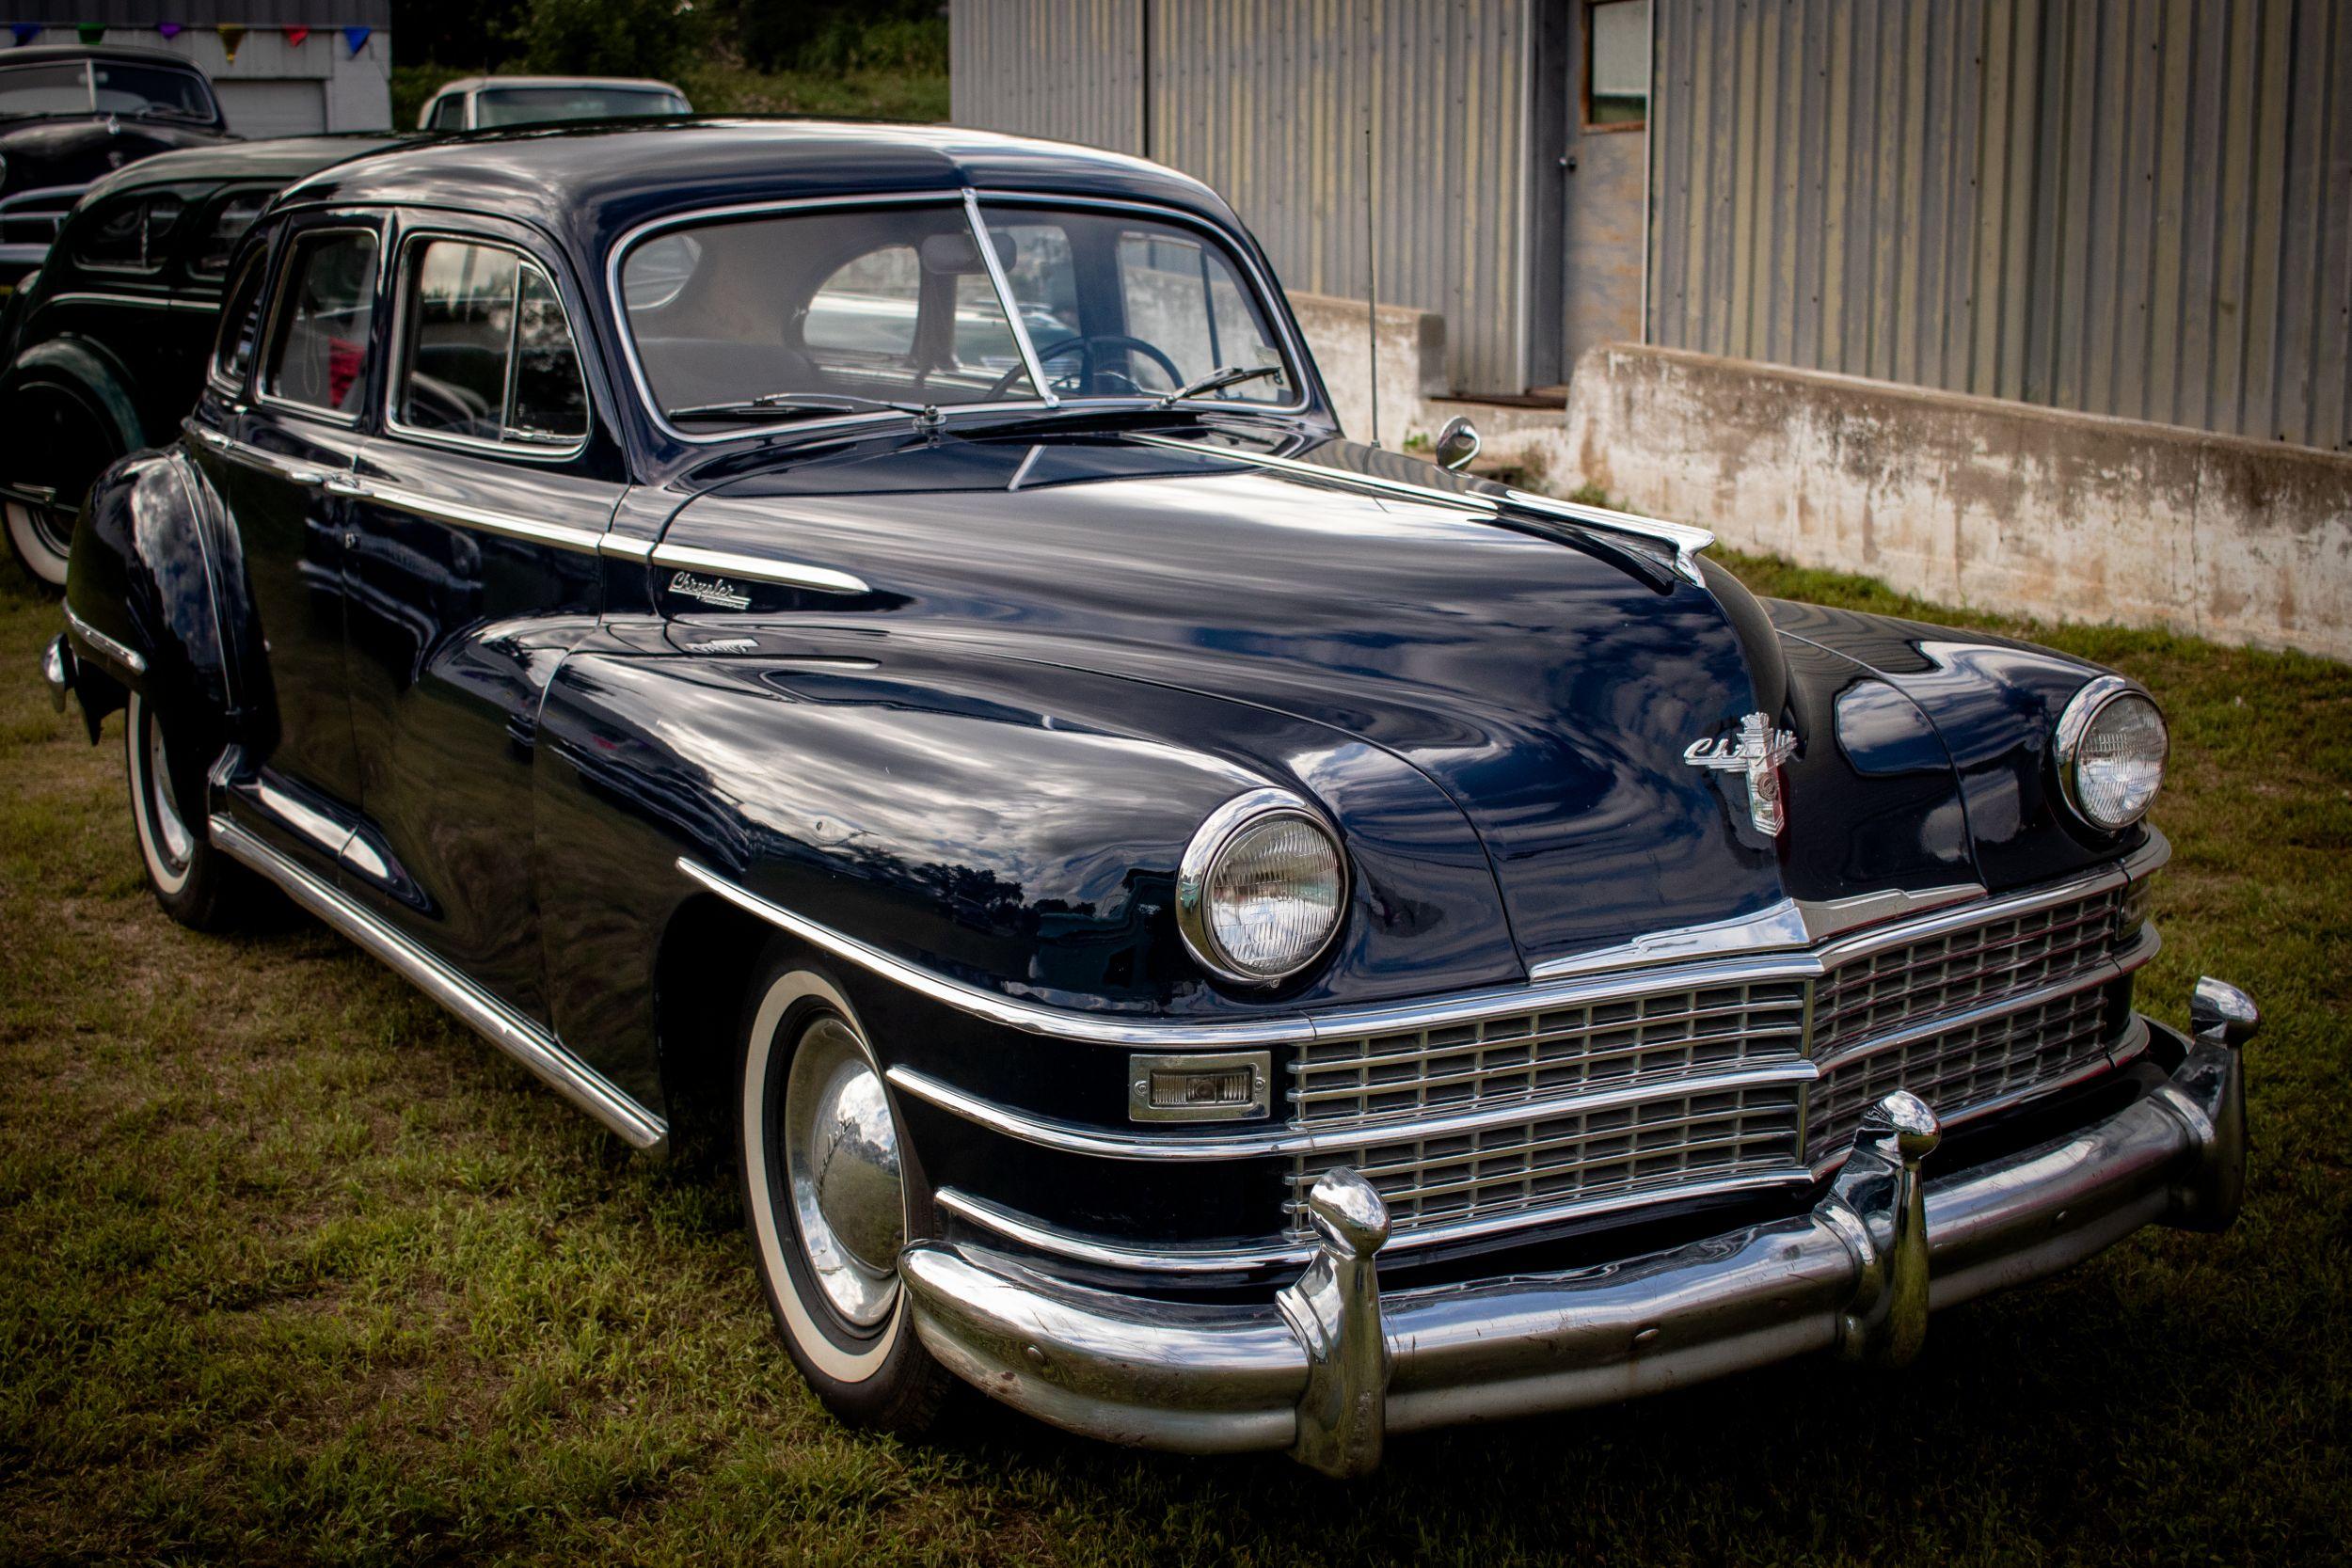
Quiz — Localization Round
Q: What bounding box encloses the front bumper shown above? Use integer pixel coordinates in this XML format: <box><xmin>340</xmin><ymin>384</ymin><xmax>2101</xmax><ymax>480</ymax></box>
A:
<box><xmin>900</xmin><ymin>985</ymin><xmax>2256</xmax><ymax>1475</ymax></box>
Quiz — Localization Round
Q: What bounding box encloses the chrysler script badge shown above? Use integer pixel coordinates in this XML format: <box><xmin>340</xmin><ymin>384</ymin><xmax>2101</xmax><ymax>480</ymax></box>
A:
<box><xmin>1683</xmin><ymin>712</ymin><xmax>1798</xmax><ymax>837</ymax></box>
<box><xmin>667</xmin><ymin>571</ymin><xmax>751</xmax><ymax>610</ymax></box>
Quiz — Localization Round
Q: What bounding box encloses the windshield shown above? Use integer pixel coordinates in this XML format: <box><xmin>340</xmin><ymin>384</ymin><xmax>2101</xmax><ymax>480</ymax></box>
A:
<box><xmin>475</xmin><ymin>86</ymin><xmax>688</xmax><ymax>126</ymax></box>
<box><xmin>618</xmin><ymin>199</ymin><xmax>1296</xmax><ymax>433</ymax></box>
<box><xmin>91</xmin><ymin>60</ymin><xmax>215</xmax><ymax>120</ymax></box>
<box><xmin>0</xmin><ymin>63</ymin><xmax>89</xmax><ymax>118</ymax></box>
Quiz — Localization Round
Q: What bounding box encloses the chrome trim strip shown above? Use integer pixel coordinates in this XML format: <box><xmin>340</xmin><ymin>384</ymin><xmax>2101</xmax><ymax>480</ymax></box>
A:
<box><xmin>676</xmin><ymin>857</ymin><xmax>1316</xmax><ymax>1046</ymax></box>
<box><xmin>936</xmin><ymin>1162</ymin><xmax>1819</xmax><ymax>1276</ymax></box>
<box><xmin>646</xmin><ymin>543</ymin><xmax>869</xmax><ymax>597</ymax></box>
<box><xmin>1531</xmin><ymin>884</ymin><xmax>1990</xmax><ymax>981</ymax></box>
<box><xmin>44</xmin><ymin>290</ymin><xmax>217</xmax><ymax>314</ymax></box>
<box><xmin>1817</xmin><ymin>831</ymin><xmax>2168</xmax><ymax>969</ymax></box>
<box><xmin>963</xmin><ymin>187</ymin><xmax>1056</xmax><ymax>408</ymax></box>
<box><xmin>1130</xmin><ymin>433</ymin><xmax>1715</xmax><ymax>585</ymax></box>
<box><xmin>358</xmin><ymin>481</ymin><xmax>607</xmax><ymax>554</ymax></box>
<box><xmin>215</xmin><ymin>815</ymin><xmax>668</xmax><ymax>1152</ymax></box>
<box><xmin>63</xmin><ymin>606</ymin><xmax>146</xmax><ymax>675</ymax></box>
<box><xmin>596</xmin><ymin>533</ymin><xmax>657</xmax><ymax>560</ymax></box>
<box><xmin>886</xmin><ymin>1058</ymin><xmax>1816</xmax><ymax>1163</ymax></box>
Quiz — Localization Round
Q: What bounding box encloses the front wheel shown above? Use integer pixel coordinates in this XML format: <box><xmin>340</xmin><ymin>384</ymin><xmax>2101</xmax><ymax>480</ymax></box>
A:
<box><xmin>125</xmin><ymin>689</ymin><xmax>256</xmax><ymax>931</ymax></box>
<box><xmin>737</xmin><ymin>955</ymin><xmax>950</xmax><ymax>1431</ymax></box>
<box><xmin>4</xmin><ymin>496</ymin><xmax>73</xmax><ymax>589</ymax></box>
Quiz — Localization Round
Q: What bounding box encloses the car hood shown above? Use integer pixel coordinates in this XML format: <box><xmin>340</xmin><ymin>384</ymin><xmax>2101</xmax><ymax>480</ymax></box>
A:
<box><xmin>656</xmin><ymin>429</ymin><xmax>1978</xmax><ymax>972</ymax></box>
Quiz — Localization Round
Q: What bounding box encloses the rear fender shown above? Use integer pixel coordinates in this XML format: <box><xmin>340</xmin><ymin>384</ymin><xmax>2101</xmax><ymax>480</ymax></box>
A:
<box><xmin>62</xmin><ymin>443</ymin><xmax>254</xmax><ymax>748</ymax></box>
<box><xmin>2</xmin><ymin>336</ymin><xmax>147</xmax><ymax>454</ymax></box>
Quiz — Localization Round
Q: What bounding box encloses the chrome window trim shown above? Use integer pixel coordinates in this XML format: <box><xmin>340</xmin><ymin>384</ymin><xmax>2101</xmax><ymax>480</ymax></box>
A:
<box><xmin>254</xmin><ymin>221</ymin><xmax>388</xmax><ymax>428</ymax></box>
<box><xmin>962</xmin><ymin>186</ymin><xmax>1056</xmax><ymax>408</ymax></box>
<box><xmin>887</xmin><ymin>1058</ymin><xmax>1817</xmax><ymax>1164</ymax></box>
<box><xmin>64</xmin><ymin>605</ymin><xmax>145</xmax><ymax>675</ymax></box>
<box><xmin>647</xmin><ymin>543</ymin><xmax>868</xmax><ymax>597</ymax></box>
<box><xmin>606</xmin><ymin>188</ymin><xmax>1315</xmax><ymax>449</ymax></box>
<box><xmin>383</xmin><ymin>228</ymin><xmax>594</xmax><ymax>464</ymax></box>
<box><xmin>211</xmin><ymin>814</ymin><xmax>668</xmax><ymax>1151</ymax></box>
<box><xmin>205</xmin><ymin>248</ymin><xmax>270</xmax><ymax>395</ymax></box>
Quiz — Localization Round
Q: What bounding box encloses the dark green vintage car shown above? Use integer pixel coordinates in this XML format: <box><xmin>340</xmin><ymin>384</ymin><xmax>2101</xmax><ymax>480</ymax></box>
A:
<box><xmin>0</xmin><ymin>133</ymin><xmax>401</xmax><ymax>587</ymax></box>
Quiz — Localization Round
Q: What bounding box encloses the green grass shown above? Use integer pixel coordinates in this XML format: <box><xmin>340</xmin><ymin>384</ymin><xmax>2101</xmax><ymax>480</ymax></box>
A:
<box><xmin>389</xmin><ymin>60</ymin><xmax>950</xmax><ymax>131</ymax></box>
<box><xmin>1</xmin><ymin>548</ymin><xmax>2345</xmax><ymax>1565</ymax></box>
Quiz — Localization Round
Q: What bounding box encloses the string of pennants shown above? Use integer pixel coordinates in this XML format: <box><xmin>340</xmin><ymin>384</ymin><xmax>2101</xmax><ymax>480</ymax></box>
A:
<box><xmin>8</xmin><ymin>22</ymin><xmax>374</xmax><ymax>61</ymax></box>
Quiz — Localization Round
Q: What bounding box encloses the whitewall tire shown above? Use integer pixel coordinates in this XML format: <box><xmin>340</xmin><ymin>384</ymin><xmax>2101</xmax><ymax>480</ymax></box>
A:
<box><xmin>5</xmin><ymin>497</ymin><xmax>71</xmax><ymax>589</ymax></box>
<box><xmin>125</xmin><ymin>689</ymin><xmax>253</xmax><ymax>931</ymax></box>
<box><xmin>738</xmin><ymin>954</ymin><xmax>949</xmax><ymax>1430</ymax></box>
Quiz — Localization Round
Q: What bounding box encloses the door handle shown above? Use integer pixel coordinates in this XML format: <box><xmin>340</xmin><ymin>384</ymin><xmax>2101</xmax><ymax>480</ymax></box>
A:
<box><xmin>323</xmin><ymin>474</ymin><xmax>371</xmax><ymax>497</ymax></box>
<box><xmin>189</xmin><ymin>425</ymin><xmax>230</xmax><ymax>451</ymax></box>
<box><xmin>286</xmin><ymin>467</ymin><xmax>330</xmax><ymax>486</ymax></box>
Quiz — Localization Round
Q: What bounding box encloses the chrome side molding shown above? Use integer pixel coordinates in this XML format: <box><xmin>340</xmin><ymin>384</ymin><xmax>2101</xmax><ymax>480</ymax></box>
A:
<box><xmin>212</xmin><ymin>815</ymin><xmax>669</xmax><ymax>1153</ymax></box>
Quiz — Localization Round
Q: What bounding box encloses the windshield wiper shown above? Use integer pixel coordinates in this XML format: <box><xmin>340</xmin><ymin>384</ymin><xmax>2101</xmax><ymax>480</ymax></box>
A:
<box><xmin>664</xmin><ymin>391</ymin><xmax>944</xmax><ymax>430</ymax></box>
<box><xmin>1157</xmin><ymin>364</ymin><xmax>1282</xmax><ymax>407</ymax></box>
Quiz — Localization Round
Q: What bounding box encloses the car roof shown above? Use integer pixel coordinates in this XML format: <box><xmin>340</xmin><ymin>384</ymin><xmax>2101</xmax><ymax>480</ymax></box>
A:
<box><xmin>80</xmin><ymin>134</ymin><xmax>412</xmax><ymax>199</ymax></box>
<box><xmin>433</xmin><ymin>75</ymin><xmax>686</xmax><ymax>96</ymax></box>
<box><xmin>278</xmin><ymin>119</ymin><xmax>1248</xmax><ymax>268</ymax></box>
<box><xmin>0</xmin><ymin>43</ymin><xmax>205</xmax><ymax>70</ymax></box>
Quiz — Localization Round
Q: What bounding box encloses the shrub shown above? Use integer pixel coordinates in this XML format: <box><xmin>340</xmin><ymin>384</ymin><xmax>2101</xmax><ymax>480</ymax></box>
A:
<box><xmin>518</xmin><ymin>0</ymin><xmax>704</xmax><ymax>82</ymax></box>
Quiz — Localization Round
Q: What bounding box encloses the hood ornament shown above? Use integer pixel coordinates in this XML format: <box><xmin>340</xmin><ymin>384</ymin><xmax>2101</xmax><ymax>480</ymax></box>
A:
<box><xmin>1684</xmin><ymin>712</ymin><xmax>1798</xmax><ymax>837</ymax></box>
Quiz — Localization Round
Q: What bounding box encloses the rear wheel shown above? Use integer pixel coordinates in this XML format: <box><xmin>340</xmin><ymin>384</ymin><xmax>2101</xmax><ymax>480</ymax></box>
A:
<box><xmin>2</xmin><ymin>376</ymin><xmax>126</xmax><ymax>592</ymax></box>
<box><xmin>737</xmin><ymin>954</ymin><xmax>949</xmax><ymax>1432</ymax></box>
<box><xmin>125</xmin><ymin>689</ymin><xmax>255</xmax><ymax>931</ymax></box>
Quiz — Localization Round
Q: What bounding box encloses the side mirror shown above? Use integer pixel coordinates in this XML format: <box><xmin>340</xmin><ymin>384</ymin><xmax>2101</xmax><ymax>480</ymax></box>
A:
<box><xmin>1435</xmin><ymin>416</ymin><xmax>1481</xmax><ymax>472</ymax></box>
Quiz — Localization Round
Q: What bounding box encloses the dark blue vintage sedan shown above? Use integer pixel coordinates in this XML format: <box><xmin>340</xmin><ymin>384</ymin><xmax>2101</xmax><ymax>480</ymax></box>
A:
<box><xmin>42</xmin><ymin>122</ymin><xmax>2256</xmax><ymax>1475</ymax></box>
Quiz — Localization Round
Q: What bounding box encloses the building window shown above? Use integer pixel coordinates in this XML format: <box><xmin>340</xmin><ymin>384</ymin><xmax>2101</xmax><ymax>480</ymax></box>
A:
<box><xmin>1584</xmin><ymin>0</ymin><xmax>1649</xmax><ymax>131</ymax></box>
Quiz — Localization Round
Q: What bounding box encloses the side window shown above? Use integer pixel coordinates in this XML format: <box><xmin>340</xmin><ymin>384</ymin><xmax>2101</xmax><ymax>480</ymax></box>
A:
<box><xmin>428</xmin><ymin>94</ymin><xmax>466</xmax><ymax>130</ymax></box>
<box><xmin>804</xmin><ymin>245</ymin><xmax>919</xmax><ymax>358</ymax></box>
<box><xmin>395</xmin><ymin>237</ymin><xmax>588</xmax><ymax>449</ymax></box>
<box><xmin>74</xmin><ymin>192</ymin><xmax>187</xmax><ymax>273</ymax></box>
<box><xmin>263</xmin><ymin>230</ymin><xmax>379</xmax><ymax>417</ymax></box>
<box><xmin>212</xmin><ymin>250</ymin><xmax>269</xmax><ymax>388</ymax></box>
<box><xmin>187</xmin><ymin>189</ymin><xmax>271</xmax><ymax>279</ymax></box>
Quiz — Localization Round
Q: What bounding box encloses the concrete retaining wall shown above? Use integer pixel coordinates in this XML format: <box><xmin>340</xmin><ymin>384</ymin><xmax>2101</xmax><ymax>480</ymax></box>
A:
<box><xmin>1286</xmin><ymin>291</ymin><xmax>1448</xmax><ymax>450</ymax></box>
<box><xmin>1550</xmin><ymin>345</ymin><xmax>2352</xmax><ymax>662</ymax></box>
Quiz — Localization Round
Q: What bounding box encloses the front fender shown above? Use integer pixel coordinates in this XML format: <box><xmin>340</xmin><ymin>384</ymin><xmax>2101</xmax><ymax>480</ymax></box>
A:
<box><xmin>531</xmin><ymin>621</ymin><xmax>1523</xmax><ymax>1110</ymax></box>
<box><xmin>63</xmin><ymin>443</ymin><xmax>251</xmax><ymax>739</ymax></box>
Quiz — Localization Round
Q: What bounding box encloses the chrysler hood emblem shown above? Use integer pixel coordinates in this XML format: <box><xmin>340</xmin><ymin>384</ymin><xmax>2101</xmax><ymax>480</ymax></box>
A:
<box><xmin>1683</xmin><ymin>712</ymin><xmax>1798</xmax><ymax>837</ymax></box>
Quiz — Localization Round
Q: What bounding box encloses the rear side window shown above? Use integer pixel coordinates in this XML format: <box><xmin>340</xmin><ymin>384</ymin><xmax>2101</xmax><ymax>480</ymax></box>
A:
<box><xmin>427</xmin><ymin>94</ymin><xmax>466</xmax><ymax>130</ymax></box>
<box><xmin>212</xmin><ymin>251</ymin><xmax>268</xmax><ymax>388</ymax></box>
<box><xmin>263</xmin><ymin>230</ymin><xmax>378</xmax><ymax>417</ymax></box>
<box><xmin>187</xmin><ymin>189</ymin><xmax>272</xmax><ymax>279</ymax></box>
<box><xmin>394</xmin><ymin>238</ymin><xmax>588</xmax><ymax>450</ymax></box>
<box><xmin>73</xmin><ymin>192</ymin><xmax>186</xmax><ymax>274</ymax></box>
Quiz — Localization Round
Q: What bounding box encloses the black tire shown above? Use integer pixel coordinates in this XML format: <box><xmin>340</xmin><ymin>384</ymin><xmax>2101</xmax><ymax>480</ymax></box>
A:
<box><xmin>2</xmin><ymin>376</ymin><xmax>125</xmax><ymax>593</ymax></box>
<box><xmin>125</xmin><ymin>689</ymin><xmax>257</xmax><ymax>931</ymax></box>
<box><xmin>736</xmin><ymin>947</ymin><xmax>950</xmax><ymax>1432</ymax></box>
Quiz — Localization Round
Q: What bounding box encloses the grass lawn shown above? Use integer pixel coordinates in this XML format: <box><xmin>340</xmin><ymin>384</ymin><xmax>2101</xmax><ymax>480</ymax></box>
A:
<box><xmin>1</xmin><ymin>548</ymin><xmax>2345</xmax><ymax>1565</ymax></box>
<box><xmin>389</xmin><ymin>61</ymin><xmax>950</xmax><ymax>130</ymax></box>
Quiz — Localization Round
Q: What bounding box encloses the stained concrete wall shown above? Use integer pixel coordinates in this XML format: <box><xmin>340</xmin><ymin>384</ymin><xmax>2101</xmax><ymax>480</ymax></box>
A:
<box><xmin>1550</xmin><ymin>344</ymin><xmax>2352</xmax><ymax>661</ymax></box>
<box><xmin>1286</xmin><ymin>291</ymin><xmax>1449</xmax><ymax>450</ymax></box>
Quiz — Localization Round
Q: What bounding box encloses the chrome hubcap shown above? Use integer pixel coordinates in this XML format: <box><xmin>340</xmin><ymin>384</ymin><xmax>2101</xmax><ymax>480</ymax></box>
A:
<box><xmin>783</xmin><ymin>1014</ymin><xmax>904</xmax><ymax>1328</ymax></box>
<box><xmin>146</xmin><ymin>715</ymin><xmax>193</xmax><ymax>870</ymax></box>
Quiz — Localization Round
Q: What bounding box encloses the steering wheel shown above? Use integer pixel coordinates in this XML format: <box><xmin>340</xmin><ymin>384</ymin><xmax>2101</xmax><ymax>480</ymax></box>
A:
<box><xmin>987</xmin><ymin>334</ymin><xmax>1184</xmax><ymax>400</ymax></box>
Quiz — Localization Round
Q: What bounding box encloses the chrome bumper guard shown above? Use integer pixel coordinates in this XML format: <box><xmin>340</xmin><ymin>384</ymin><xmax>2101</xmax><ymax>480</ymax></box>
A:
<box><xmin>900</xmin><ymin>983</ymin><xmax>2256</xmax><ymax>1476</ymax></box>
<box><xmin>40</xmin><ymin>633</ymin><xmax>73</xmax><ymax>715</ymax></box>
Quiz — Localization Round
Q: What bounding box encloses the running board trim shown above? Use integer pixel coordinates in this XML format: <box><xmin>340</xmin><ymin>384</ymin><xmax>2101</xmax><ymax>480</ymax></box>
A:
<box><xmin>209</xmin><ymin>813</ymin><xmax>669</xmax><ymax>1152</ymax></box>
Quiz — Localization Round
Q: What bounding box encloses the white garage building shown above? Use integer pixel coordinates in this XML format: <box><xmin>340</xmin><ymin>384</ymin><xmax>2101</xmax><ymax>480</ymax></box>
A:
<box><xmin>13</xmin><ymin>2</ymin><xmax>392</xmax><ymax>137</ymax></box>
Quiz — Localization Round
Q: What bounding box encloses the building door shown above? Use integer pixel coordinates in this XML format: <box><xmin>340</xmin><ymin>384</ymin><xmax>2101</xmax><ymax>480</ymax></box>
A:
<box><xmin>1535</xmin><ymin>0</ymin><xmax>1650</xmax><ymax>392</ymax></box>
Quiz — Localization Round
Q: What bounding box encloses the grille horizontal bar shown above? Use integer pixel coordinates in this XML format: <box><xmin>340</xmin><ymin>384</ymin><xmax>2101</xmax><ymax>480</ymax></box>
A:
<box><xmin>1285</xmin><ymin>876</ymin><xmax>2153</xmax><ymax>1243</ymax></box>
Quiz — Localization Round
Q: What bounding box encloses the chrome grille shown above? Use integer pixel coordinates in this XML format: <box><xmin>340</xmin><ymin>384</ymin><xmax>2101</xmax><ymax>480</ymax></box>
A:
<box><xmin>1292</xmin><ymin>978</ymin><xmax>1807</xmax><ymax>1126</ymax></box>
<box><xmin>0</xmin><ymin>185</ymin><xmax>85</xmax><ymax>250</ymax></box>
<box><xmin>1285</xmin><ymin>876</ymin><xmax>2153</xmax><ymax>1244</ymax></box>
<box><xmin>1287</xmin><ymin>1079</ymin><xmax>1804</xmax><ymax>1237</ymax></box>
<box><xmin>1812</xmin><ymin>885</ymin><xmax>2132</xmax><ymax>1059</ymax></box>
<box><xmin>1807</xmin><ymin>986</ymin><xmax>2115</xmax><ymax>1156</ymax></box>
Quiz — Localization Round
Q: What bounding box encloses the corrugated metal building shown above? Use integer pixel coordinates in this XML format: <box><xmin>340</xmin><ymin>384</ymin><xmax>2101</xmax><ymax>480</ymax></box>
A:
<box><xmin>952</xmin><ymin>0</ymin><xmax>2352</xmax><ymax>451</ymax></box>
<box><xmin>12</xmin><ymin>4</ymin><xmax>394</xmax><ymax>136</ymax></box>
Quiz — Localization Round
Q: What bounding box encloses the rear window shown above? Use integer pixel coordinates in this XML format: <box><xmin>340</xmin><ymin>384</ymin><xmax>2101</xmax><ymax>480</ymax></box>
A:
<box><xmin>72</xmin><ymin>192</ymin><xmax>186</xmax><ymax>274</ymax></box>
<box><xmin>263</xmin><ymin>230</ymin><xmax>378</xmax><ymax>417</ymax></box>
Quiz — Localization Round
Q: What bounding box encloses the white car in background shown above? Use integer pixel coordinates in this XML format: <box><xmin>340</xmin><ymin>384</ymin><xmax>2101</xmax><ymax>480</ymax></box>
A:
<box><xmin>417</xmin><ymin>75</ymin><xmax>690</xmax><ymax>131</ymax></box>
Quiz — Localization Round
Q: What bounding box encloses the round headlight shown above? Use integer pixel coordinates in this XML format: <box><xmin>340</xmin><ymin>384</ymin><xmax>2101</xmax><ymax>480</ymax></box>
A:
<box><xmin>1176</xmin><ymin>789</ymin><xmax>1346</xmax><ymax>985</ymax></box>
<box><xmin>2055</xmin><ymin>676</ymin><xmax>2168</xmax><ymax>831</ymax></box>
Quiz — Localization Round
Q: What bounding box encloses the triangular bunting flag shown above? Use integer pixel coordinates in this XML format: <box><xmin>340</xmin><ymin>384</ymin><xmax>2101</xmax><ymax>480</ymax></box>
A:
<box><xmin>342</xmin><ymin>25</ymin><xmax>371</xmax><ymax>55</ymax></box>
<box><xmin>284</xmin><ymin>24</ymin><xmax>309</xmax><ymax>47</ymax></box>
<box><xmin>77</xmin><ymin>23</ymin><xmax>103</xmax><ymax>43</ymax></box>
<box><xmin>9</xmin><ymin>24</ymin><xmax>38</xmax><ymax>45</ymax></box>
<box><xmin>158</xmin><ymin>23</ymin><xmax>183</xmax><ymax>40</ymax></box>
<box><xmin>216</xmin><ymin>23</ymin><xmax>245</xmax><ymax>62</ymax></box>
